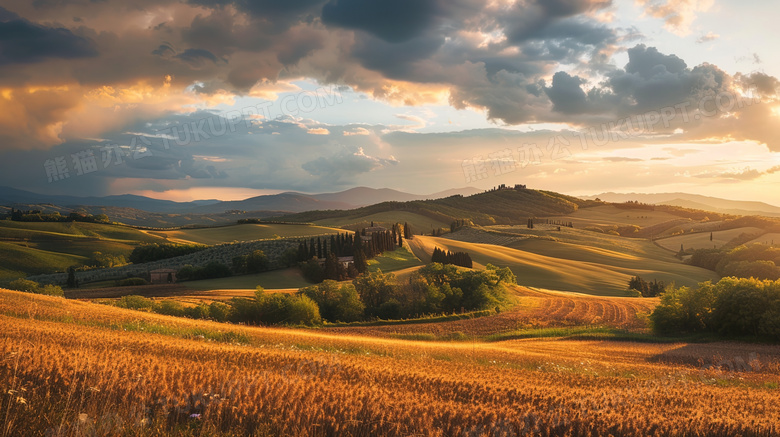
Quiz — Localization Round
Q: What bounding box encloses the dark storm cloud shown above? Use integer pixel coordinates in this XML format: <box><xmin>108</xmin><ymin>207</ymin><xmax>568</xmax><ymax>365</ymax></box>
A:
<box><xmin>545</xmin><ymin>71</ymin><xmax>589</xmax><ymax>114</ymax></box>
<box><xmin>536</xmin><ymin>0</ymin><xmax>612</xmax><ymax>17</ymax></box>
<box><xmin>174</xmin><ymin>48</ymin><xmax>222</xmax><ymax>66</ymax></box>
<box><xmin>321</xmin><ymin>0</ymin><xmax>441</xmax><ymax>43</ymax></box>
<box><xmin>188</xmin><ymin>0</ymin><xmax>326</xmax><ymax>31</ymax></box>
<box><xmin>351</xmin><ymin>34</ymin><xmax>445</xmax><ymax>81</ymax></box>
<box><xmin>0</xmin><ymin>6</ymin><xmax>97</xmax><ymax>65</ymax></box>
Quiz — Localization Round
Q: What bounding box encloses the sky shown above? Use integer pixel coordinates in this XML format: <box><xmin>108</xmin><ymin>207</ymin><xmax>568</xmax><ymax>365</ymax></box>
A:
<box><xmin>0</xmin><ymin>0</ymin><xmax>778</xmax><ymax>204</ymax></box>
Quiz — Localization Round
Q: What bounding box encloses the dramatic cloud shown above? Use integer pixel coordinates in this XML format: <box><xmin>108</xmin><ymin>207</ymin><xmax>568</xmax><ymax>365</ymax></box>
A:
<box><xmin>693</xmin><ymin>166</ymin><xmax>780</xmax><ymax>181</ymax></box>
<box><xmin>0</xmin><ymin>7</ymin><xmax>97</xmax><ymax>65</ymax></box>
<box><xmin>322</xmin><ymin>0</ymin><xmax>441</xmax><ymax>43</ymax></box>
<box><xmin>301</xmin><ymin>147</ymin><xmax>398</xmax><ymax>184</ymax></box>
<box><xmin>0</xmin><ymin>0</ymin><xmax>777</xmax><ymax>198</ymax></box>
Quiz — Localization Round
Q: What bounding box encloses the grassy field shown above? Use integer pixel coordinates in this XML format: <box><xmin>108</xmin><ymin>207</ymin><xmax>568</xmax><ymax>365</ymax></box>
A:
<box><xmin>313</xmin><ymin>211</ymin><xmax>451</xmax><ymax>234</ymax></box>
<box><xmin>408</xmin><ymin>234</ymin><xmax>718</xmax><ymax>296</ymax></box>
<box><xmin>747</xmin><ymin>232</ymin><xmax>780</xmax><ymax>246</ymax></box>
<box><xmin>540</xmin><ymin>205</ymin><xmax>685</xmax><ymax>229</ymax></box>
<box><xmin>2</xmin><ymin>288</ymin><xmax>779</xmax><ymax>436</ymax></box>
<box><xmin>144</xmin><ymin>223</ymin><xmax>345</xmax><ymax>245</ymax></box>
<box><xmin>182</xmin><ymin>267</ymin><xmax>311</xmax><ymax>292</ymax></box>
<box><xmin>367</xmin><ymin>244</ymin><xmax>423</xmax><ymax>273</ymax></box>
<box><xmin>655</xmin><ymin>227</ymin><xmax>764</xmax><ymax>251</ymax></box>
<box><xmin>0</xmin><ymin>221</ymin><xmax>165</xmax><ymax>281</ymax></box>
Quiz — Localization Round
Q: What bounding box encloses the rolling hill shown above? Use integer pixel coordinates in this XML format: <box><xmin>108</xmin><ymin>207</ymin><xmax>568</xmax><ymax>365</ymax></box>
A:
<box><xmin>273</xmin><ymin>188</ymin><xmax>596</xmax><ymax>228</ymax></box>
<box><xmin>588</xmin><ymin>192</ymin><xmax>780</xmax><ymax>217</ymax></box>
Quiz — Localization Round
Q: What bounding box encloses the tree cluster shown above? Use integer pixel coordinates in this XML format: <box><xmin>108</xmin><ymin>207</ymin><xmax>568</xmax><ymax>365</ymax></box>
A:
<box><xmin>177</xmin><ymin>262</ymin><xmax>232</xmax><ymax>281</ymax></box>
<box><xmin>8</xmin><ymin>279</ymin><xmax>64</xmax><ymax>297</ymax></box>
<box><xmin>614</xmin><ymin>201</ymin><xmax>656</xmax><ymax>211</ymax></box>
<box><xmin>651</xmin><ymin>277</ymin><xmax>780</xmax><ymax>339</ymax></box>
<box><xmin>297</xmin><ymin>225</ymin><xmax>406</xmax><ymax>283</ymax></box>
<box><xmin>688</xmin><ymin>244</ymin><xmax>780</xmax><ymax>281</ymax></box>
<box><xmin>431</xmin><ymin>247</ymin><xmax>473</xmax><ymax>268</ymax></box>
<box><xmin>112</xmin><ymin>288</ymin><xmax>321</xmax><ymax>326</ymax></box>
<box><xmin>232</xmin><ymin>250</ymin><xmax>269</xmax><ymax>274</ymax></box>
<box><xmin>627</xmin><ymin>275</ymin><xmax>666</xmax><ymax>297</ymax></box>
<box><xmin>450</xmin><ymin>219</ymin><xmax>472</xmax><ymax>233</ymax></box>
<box><xmin>108</xmin><ymin>263</ymin><xmax>517</xmax><ymax>326</ymax></box>
<box><xmin>4</xmin><ymin>208</ymin><xmax>110</xmax><ymax>223</ymax></box>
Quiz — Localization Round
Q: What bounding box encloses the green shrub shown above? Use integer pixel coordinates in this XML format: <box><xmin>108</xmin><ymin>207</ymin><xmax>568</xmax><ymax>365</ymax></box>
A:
<box><xmin>9</xmin><ymin>279</ymin><xmax>41</xmax><ymax>293</ymax></box>
<box><xmin>185</xmin><ymin>304</ymin><xmax>211</xmax><ymax>320</ymax></box>
<box><xmin>650</xmin><ymin>283</ymin><xmax>716</xmax><ymax>335</ymax></box>
<box><xmin>299</xmin><ymin>280</ymin><xmax>365</xmax><ymax>322</ymax></box>
<box><xmin>8</xmin><ymin>279</ymin><xmax>64</xmax><ymax>297</ymax></box>
<box><xmin>208</xmin><ymin>301</ymin><xmax>232</xmax><ymax>322</ymax></box>
<box><xmin>115</xmin><ymin>295</ymin><xmax>156</xmax><ymax>311</ymax></box>
<box><xmin>155</xmin><ymin>300</ymin><xmax>187</xmax><ymax>317</ymax></box>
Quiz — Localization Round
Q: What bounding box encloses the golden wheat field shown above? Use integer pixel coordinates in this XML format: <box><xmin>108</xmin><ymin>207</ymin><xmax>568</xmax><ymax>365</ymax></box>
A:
<box><xmin>2</xmin><ymin>289</ymin><xmax>780</xmax><ymax>437</ymax></box>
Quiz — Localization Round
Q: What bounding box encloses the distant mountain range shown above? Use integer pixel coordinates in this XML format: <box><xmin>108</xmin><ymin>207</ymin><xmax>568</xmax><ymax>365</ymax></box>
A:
<box><xmin>586</xmin><ymin>192</ymin><xmax>780</xmax><ymax>217</ymax></box>
<box><xmin>0</xmin><ymin>186</ymin><xmax>483</xmax><ymax>215</ymax></box>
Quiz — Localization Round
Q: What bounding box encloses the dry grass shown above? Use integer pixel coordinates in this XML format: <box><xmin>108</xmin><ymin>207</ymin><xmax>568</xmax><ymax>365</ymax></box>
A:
<box><xmin>2</xmin><ymin>289</ymin><xmax>780</xmax><ymax>436</ymax></box>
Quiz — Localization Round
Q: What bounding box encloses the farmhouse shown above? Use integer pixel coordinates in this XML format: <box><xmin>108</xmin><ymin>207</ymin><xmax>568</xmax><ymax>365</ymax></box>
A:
<box><xmin>361</xmin><ymin>225</ymin><xmax>388</xmax><ymax>242</ymax></box>
<box><xmin>150</xmin><ymin>268</ymin><xmax>177</xmax><ymax>284</ymax></box>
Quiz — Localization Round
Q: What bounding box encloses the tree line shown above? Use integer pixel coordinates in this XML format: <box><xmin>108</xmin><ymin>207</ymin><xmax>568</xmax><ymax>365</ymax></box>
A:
<box><xmin>129</xmin><ymin>243</ymin><xmax>208</xmax><ymax>264</ymax></box>
<box><xmin>106</xmin><ymin>262</ymin><xmax>517</xmax><ymax>325</ymax></box>
<box><xmin>4</xmin><ymin>208</ymin><xmax>110</xmax><ymax>223</ymax></box>
<box><xmin>296</xmin><ymin>223</ymin><xmax>410</xmax><ymax>283</ymax></box>
<box><xmin>627</xmin><ymin>275</ymin><xmax>666</xmax><ymax>297</ymax></box>
<box><xmin>687</xmin><ymin>244</ymin><xmax>780</xmax><ymax>281</ymax></box>
<box><xmin>430</xmin><ymin>247</ymin><xmax>473</xmax><ymax>268</ymax></box>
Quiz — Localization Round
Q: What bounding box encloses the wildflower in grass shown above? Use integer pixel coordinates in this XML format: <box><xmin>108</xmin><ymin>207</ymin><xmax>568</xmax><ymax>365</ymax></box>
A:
<box><xmin>189</xmin><ymin>413</ymin><xmax>202</xmax><ymax>420</ymax></box>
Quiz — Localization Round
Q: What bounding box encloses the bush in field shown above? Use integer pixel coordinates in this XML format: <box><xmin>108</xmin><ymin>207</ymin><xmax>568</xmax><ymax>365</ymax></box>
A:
<box><xmin>227</xmin><ymin>288</ymin><xmax>321</xmax><ymax>326</ymax></box>
<box><xmin>8</xmin><ymin>279</ymin><xmax>64</xmax><ymax>297</ymax></box>
<box><xmin>254</xmin><ymin>288</ymin><xmax>321</xmax><ymax>326</ymax></box>
<box><xmin>353</xmin><ymin>270</ymin><xmax>398</xmax><ymax>317</ymax></box>
<box><xmin>208</xmin><ymin>301</ymin><xmax>232</xmax><ymax>322</ymax></box>
<box><xmin>115</xmin><ymin>295</ymin><xmax>156</xmax><ymax>311</ymax></box>
<box><xmin>299</xmin><ymin>280</ymin><xmax>365</xmax><ymax>322</ymax></box>
<box><xmin>650</xmin><ymin>283</ymin><xmax>716</xmax><ymax>335</ymax></box>
<box><xmin>155</xmin><ymin>300</ymin><xmax>187</xmax><ymax>317</ymax></box>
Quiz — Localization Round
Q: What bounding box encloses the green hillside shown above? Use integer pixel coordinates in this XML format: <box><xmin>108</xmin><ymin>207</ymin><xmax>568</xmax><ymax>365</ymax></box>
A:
<box><xmin>0</xmin><ymin>220</ymin><xmax>165</xmax><ymax>281</ymax></box>
<box><xmin>273</xmin><ymin>188</ymin><xmax>595</xmax><ymax>227</ymax></box>
<box><xmin>408</xmin><ymin>234</ymin><xmax>718</xmax><ymax>296</ymax></box>
<box><xmin>144</xmin><ymin>223</ymin><xmax>344</xmax><ymax>245</ymax></box>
